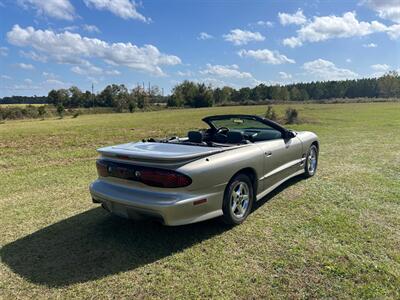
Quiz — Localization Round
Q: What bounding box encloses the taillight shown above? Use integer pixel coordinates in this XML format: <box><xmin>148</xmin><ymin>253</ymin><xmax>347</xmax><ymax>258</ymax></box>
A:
<box><xmin>96</xmin><ymin>160</ymin><xmax>109</xmax><ymax>177</ymax></box>
<box><xmin>95</xmin><ymin>160</ymin><xmax>192</xmax><ymax>188</ymax></box>
<box><xmin>139</xmin><ymin>169</ymin><xmax>192</xmax><ymax>188</ymax></box>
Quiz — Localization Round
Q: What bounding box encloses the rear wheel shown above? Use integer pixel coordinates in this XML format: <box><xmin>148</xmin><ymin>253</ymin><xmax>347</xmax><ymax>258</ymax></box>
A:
<box><xmin>222</xmin><ymin>174</ymin><xmax>254</xmax><ymax>225</ymax></box>
<box><xmin>304</xmin><ymin>145</ymin><xmax>318</xmax><ymax>177</ymax></box>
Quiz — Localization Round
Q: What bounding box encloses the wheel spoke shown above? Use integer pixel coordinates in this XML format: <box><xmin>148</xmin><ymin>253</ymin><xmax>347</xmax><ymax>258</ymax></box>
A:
<box><xmin>237</xmin><ymin>204</ymin><xmax>244</xmax><ymax>215</ymax></box>
<box><xmin>242</xmin><ymin>200</ymin><xmax>248</xmax><ymax>211</ymax></box>
<box><xmin>231</xmin><ymin>201</ymin><xmax>237</xmax><ymax>212</ymax></box>
<box><xmin>237</xmin><ymin>183</ymin><xmax>243</xmax><ymax>195</ymax></box>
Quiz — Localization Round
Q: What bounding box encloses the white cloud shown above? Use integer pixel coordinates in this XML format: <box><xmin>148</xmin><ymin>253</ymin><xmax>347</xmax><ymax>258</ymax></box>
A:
<box><xmin>282</xmin><ymin>37</ymin><xmax>303</xmax><ymax>48</ymax></box>
<box><xmin>71</xmin><ymin>62</ymin><xmax>120</xmax><ymax>76</ymax></box>
<box><xmin>278</xmin><ymin>9</ymin><xmax>307</xmax><ymax>25</ymax></box>
<box><xmin>20</xmin><ymin>50</ymin><xmax>48</xmax><ymax>62</ymax></box>
<box><xmin>83</xmin><ymin>24</ymin><xmax>101</xmax><ymax>33</ymax></box>
<box><xmin>0</xmin><ymin>46</ymin><xmax>8</xmax><ymax>56</ymax></box>
<box><xmin>283</xmin><ymin>12</ymin><xmax>398</xmax><ymax>48</ymax></box>
<box><xmin>87</xmin><ymin>76</ymin><xmax>100</xmax><ymax>84</ymax></box>
<box><xmin>45</xmin><ymin>79</ymin><xmax>67</xmax><ymax>86</ymax></box>
<box><xmin>2</xmin><ymin>84</ymin><xmax>41</xmax><ymax>91</ymax></box>
<box><xmin>24</xmin><ymin>78</ymin><xmax>33</xmax><ymax>84</ymax></box>
<box><xmin>16</xmin><ymin>63</ymin><xmax>35</xmax><ymax>70</ymax></box>
<box><xmin>61</xmin><ymin>24</ymin><xmax>100</xmax><ymax>33</ymax></box>
<box><xmin>362</xmin><ymin>0</ymin><xmax>400</xmax><ymax>23</ymax></box>
<box><xmin>200</xmin><ymin>77</ymin><xmax>232</xmax><ymax>88</ymax></box>
<box><xmin>197</xmin><ymin>32</ymin><xmax>213</xmax><ymax>40</ymax></box>
<box><xmin>200</xmin><ymin>64</ymin><xmax>253</xmax><ymax>79</ymax></box>
<box><xmin>371</xmin><ymin>64</ymin><xmax>390</xmax><ymax>71</ymax></box>
<box><xmin>42</xmin><ymin>72</ymin><xmax>57</xmax><ymax>78</ymax></box>
<box><xmin>1</xmin><ymin>75</ymin><xmax>12</xmax><ymax>80</ymax></box>
<box><xmin>253</xmin><ymin>20</ymin><xmax>273</xmax><ymax>27</ymax></box>
<box><xmin>105</xmin><ymin>69</ymin><xmax>121</xmax><ymax>75</ymax></box>
<box><xmin>363</xmin><ymin>42</ymin><xmax>378</xmax><ymax>48</ymax></box>
<box><xmin>370</xmin><ymin>63</ymin><xmax>391</xmax><ymax>77</ymax></box>
<box><xmin>62</xmin><ymin>25</ymin><xmax>79</xmax><ymax>32</ymax></box>
<box><xmin>223</xmin><ymin>29</ymin><xmax>265</xmax><ymax>45</ymax></box>
<box><xmin>84</xmin><ymin>0</ymin><xmax>148</xmax><ymax>22</ymax></box>
<box><xmin>386</xmin><ymin>23</ymin><xmax>400</xmax><ymax>39</ymax></box>
<box><xmin>71</xmin><ymin>64</ymin><xmax>102</xmax><ymax>76</ymax></box>
<box><xmin>7</xmin><ymin>25</ymin><xmax>181</xmax><ymax>76</ymax></box>
<box><xmin>177</xmin><ymin>70</ymin><xmax>193</xmax><ymax>77</ymax></box>
<box><xmin>238</xmin><ymin>49</ymin><xmax>295</xmax><ymax>64</ymax></box>
<box><xmin>279</xmin><ymin>72</ymin><xmax>292</xmax><ymax>80</ymax></box>
<box><xmin>346</xmin><ymin>58</ymin><xmax>352</xmax><ymax>63</ymax></box>
<box><xmin>17</xmin><ymin>0</ymin><xmax>75</xmax><ymax>21</ymax></box>
<box><xmin>303</xmin><ymin>59</ymin><xmax>358</xmax><ymax>80</ymax></box>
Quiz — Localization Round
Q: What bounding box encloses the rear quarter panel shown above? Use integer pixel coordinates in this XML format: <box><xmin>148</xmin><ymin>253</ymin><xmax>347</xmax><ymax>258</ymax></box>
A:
<box><xmin>178</xmin><ymin>144</ymin><xmax>265</xmax><ymax>194</ymax></box>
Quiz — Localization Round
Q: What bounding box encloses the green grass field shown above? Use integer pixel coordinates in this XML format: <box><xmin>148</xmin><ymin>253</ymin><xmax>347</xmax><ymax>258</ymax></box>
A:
<box><xmin>1</xmin><ymin>103</ymin><xmax>399</xmax><ymax>299</ymax></box>
<box><xmin>0</xmin><ymin>104</ymin><xmax>43</xmax><ymax>107</ymax></box>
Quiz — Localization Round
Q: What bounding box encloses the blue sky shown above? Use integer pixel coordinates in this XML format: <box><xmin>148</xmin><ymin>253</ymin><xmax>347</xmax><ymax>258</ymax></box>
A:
<box><xmin>0</xmin><ymin>0</ymin><xmax>399</xmax><ymax>97</ymax></box>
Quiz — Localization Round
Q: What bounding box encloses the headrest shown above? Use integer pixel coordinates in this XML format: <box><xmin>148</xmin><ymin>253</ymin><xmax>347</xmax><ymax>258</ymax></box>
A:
<box><xmin>227</xmin><ymin>131</ymin><xmax>244</xmax><ymax>144</ymax></box>
<box><xmin>188</xmin><ymin>131</ymin><xmax>203</xmax><ymax>143</ymax></box>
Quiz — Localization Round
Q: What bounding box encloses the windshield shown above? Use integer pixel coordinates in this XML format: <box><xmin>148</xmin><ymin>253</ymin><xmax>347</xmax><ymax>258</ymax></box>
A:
<box><xmin>209</xmin><ymin>117</ymin><xmax>272</xmax><ymax>130</ymax></box>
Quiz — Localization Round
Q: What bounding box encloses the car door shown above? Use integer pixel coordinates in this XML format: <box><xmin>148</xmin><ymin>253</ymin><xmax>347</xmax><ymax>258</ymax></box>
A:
<box><xmin>256</xmin><ymin>133</ymin><xmax>303</xmax><ymax>193</ymax></box>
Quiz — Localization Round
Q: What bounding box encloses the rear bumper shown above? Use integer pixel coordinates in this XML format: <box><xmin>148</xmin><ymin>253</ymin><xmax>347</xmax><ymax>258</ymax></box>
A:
<box><xmin>89</xmin><ymin>179</ymin><xmax>224</xmax><ymax>226</ymax></box>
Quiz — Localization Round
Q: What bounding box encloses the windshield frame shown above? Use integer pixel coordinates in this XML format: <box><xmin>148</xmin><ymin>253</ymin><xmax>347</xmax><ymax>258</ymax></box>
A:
<box><xmin>202</xmin><ymin>114</ymin><xmax>289</xmax><ymax>136</ymax></box>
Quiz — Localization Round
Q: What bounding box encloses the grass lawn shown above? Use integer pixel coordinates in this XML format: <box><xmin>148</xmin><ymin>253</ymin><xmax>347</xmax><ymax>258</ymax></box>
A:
<box><xmin>1</xmin><ymin>103</ymin><xmax>399</xmax><ymax>299</ymax></box>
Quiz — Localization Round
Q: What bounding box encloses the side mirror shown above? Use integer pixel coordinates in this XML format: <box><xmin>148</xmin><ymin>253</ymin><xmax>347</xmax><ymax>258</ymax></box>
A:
<box><xmin>285</xmin><ymin>130</ymin><xmax>296</xmax><ymax>139</ymax></box>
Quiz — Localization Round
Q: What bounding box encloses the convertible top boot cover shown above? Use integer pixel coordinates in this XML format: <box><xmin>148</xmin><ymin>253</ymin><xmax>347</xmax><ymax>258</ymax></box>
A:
<box><xmin>98</xmin><ymin>142</ymin><xmax>224</xmax><ymax>163</ymax></box>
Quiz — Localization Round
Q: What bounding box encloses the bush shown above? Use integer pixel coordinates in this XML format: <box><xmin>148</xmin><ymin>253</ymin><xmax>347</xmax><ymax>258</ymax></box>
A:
<box><xmin>285</xmin><ymin>107</ymin><xmax>298</xmax><ymax>124</ymax></box>
<box><xmin>2</xmin><ymin>107</ymin><xmax>24</xmax><ymax>120</ymax></box>
<box><xmin>37</xmin><ymin>106</ymin><xmax>46</xmax><ymax>118</ymax></box>
<box><xmin>167</xmin><ymin>96</ymin><xmax>179</xmax><ymax>107</ymax></box>
<box><xmin>24</xmin><ymin>105</ymin><xmax>39</xmax><ymax>119</ymax></box>
<box><xmin>264</xmin><ymin>105</ymin><xmax>277</xmax><ymax>121</ymax></box>
<box><xmin>128</xmin><ymin>101</ymin><xmax>136</xmax><ymax>113</ymax></box>
<box><xmin>73</xmin><ymin>111</ymin><xmax>80</xmax><ymax>118</ymax></box>
<box><xmin>57</xmin><ymin>104</ymin><xmax>65</xmax><ymax>118</ymax></box>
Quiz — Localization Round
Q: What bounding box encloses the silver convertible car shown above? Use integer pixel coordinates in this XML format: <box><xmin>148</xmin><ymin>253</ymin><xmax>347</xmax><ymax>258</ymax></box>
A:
<box><xmin>90</xmin><ymin>114</ymin><xmax>319</xmax><ymax>226</ymax></box>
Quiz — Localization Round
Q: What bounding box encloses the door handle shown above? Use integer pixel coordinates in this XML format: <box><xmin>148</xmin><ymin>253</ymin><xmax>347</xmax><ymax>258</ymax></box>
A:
<box><xmin>265</xmin><ymin>151</ymin><xmax>272</xmax><ymax>157</ymax></box>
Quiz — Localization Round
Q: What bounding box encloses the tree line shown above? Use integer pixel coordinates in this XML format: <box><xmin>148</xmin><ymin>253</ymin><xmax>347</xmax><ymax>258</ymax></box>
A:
<box><xmin>1</xmin><ymin>72</ymin><xmax>399</xmax><ymax>109</ymax></box>
<box><xmin>168</xmin><ymin>71</ymin><xmax>400</xmax><ymax>107</ymax></box>
<box><xmin>46</xmin><ymin>84</ymin><xmax>164</xmax><ymax>112</ymax></box>
<box><xmin>0</xmin><ymin>95</ymin><xmax>48</xmax><ymax>105</ymax></box>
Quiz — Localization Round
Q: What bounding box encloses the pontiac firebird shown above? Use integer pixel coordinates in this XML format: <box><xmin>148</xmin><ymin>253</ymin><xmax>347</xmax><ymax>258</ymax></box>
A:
<box><xmin>89</xmin><ymin>114</ymin><xmax>319</xmax><ymax>226</ymax></box>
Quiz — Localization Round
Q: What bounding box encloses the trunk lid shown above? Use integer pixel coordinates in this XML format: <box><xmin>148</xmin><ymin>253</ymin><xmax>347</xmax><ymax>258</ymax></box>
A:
<box><xmin>98</xmin><ymin>142</ymin><xmax>224</xmax><ymax>163</ymax></box>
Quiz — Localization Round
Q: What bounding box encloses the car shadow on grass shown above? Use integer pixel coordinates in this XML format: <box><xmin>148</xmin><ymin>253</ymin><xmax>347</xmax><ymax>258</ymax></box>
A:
<box><xmin>254</xmin><ymin>175</ymin><xmax>305</xmax><ymax>211</ymax></box>
<box><xmin>1</xmin><ymin>208</ymin><xmax>228</xmax><ymax>287</ymax></box>
<box><xmin>1</xmin><ymin>175</ymin><xmax>305</xmax><ymax>288</ymax></box>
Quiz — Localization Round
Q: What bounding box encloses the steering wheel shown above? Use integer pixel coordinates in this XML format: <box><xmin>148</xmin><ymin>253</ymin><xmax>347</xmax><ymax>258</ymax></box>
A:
<box><xmin>216</xmin><ymin>126</ymin><xmax>229</xmax><ymax>134</ymax></box>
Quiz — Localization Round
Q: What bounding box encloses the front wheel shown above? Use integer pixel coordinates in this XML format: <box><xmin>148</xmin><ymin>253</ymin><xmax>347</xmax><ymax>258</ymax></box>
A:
<box><xmin>222</xmin><ymin>174</ymin><xmax>254</xmax><ymax>225</ymax></box>
<box><xmin>304</xmin><ymin>145</ymin><xmax>318</xmax><ymax>178</ymax></box>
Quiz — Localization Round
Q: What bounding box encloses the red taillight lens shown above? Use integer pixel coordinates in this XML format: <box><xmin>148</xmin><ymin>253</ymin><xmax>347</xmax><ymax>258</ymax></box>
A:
<box><xmin>96</xmin><ymin>160</ymin><xmax>109</xmax><ymax>177</ymax></box>
<box><xmin>139</xmin><ymin>169</ymin><xmax>192</xmax><ymax>188</ymax></box>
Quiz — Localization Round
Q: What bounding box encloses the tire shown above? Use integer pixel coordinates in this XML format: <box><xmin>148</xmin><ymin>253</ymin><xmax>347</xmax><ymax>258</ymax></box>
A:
<box><xmin>222</xmin><ymin>173</ymin><xmax>254</xmax><ymax>225</ymax></box>
<box><xmin>304</xmin><ymin>144</ymin><xmax>318</xmax><ymax>178</ymax></box>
